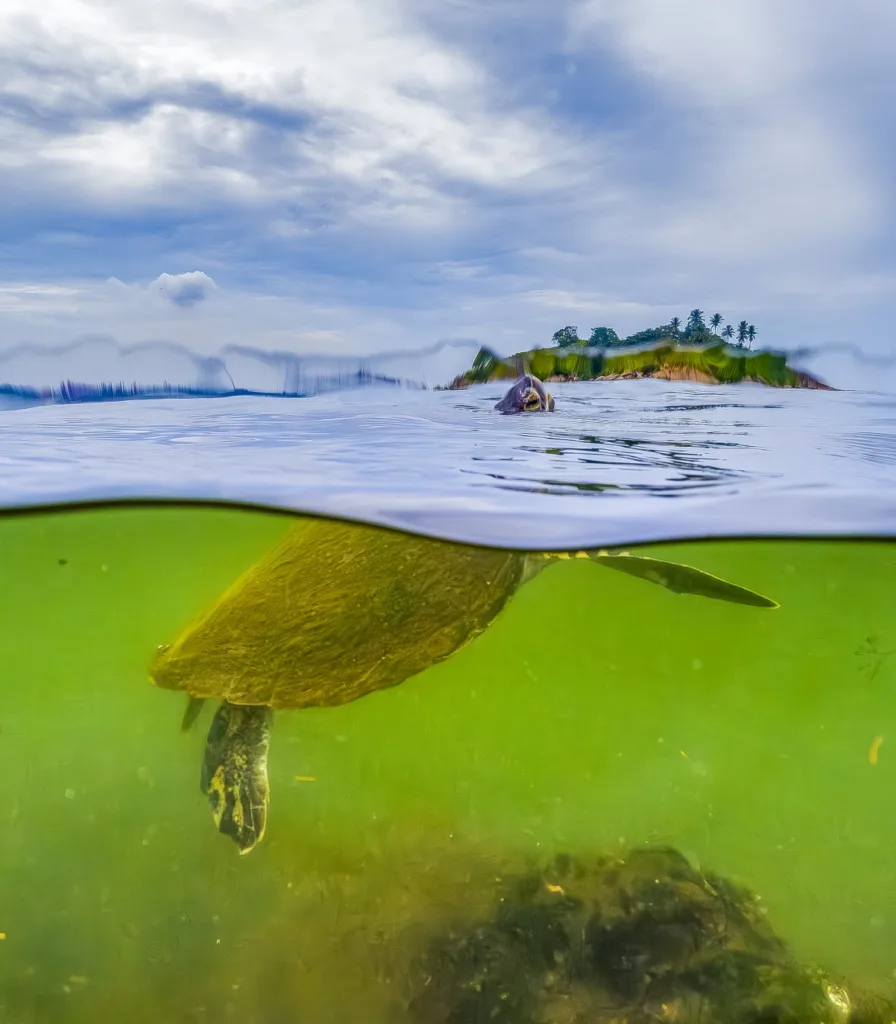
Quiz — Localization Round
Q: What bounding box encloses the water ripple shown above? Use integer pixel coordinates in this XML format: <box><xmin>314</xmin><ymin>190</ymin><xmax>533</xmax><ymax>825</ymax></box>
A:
<box><xmin>0</xmin><ymin>380</ymin><xmax>894</xmax><ymax>548</ymax></box>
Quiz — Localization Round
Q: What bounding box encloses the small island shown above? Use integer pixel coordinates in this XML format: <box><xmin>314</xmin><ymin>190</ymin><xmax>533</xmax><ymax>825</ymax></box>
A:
<box><xmin>446</xmin><ymin>310</ymin><xmax>834</xmax><ymax>391</ymax></box>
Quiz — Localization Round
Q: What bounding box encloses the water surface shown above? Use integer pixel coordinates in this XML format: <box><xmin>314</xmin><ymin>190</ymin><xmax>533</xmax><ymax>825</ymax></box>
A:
<box><xmin>1</xmin><ymin>381</ymin><xmax>895</xmax><ymax>547</ymax></box>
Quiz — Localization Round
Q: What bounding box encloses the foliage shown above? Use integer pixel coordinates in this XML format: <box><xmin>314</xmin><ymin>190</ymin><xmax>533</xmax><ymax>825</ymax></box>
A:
<box><xmin>588</xmin><ymin>326</ymin><xmax>620</xmax><ymax>346</ymax></box>
<box><xmin>448</xmin><ymin>310</ymin><xmax>813</xmax><ymax>389</ymax></box>
<box><xmin>620</xmin><ymin>325</ymin><xmax>677</xmax><ymax>346</ymax></box>
<box><xmin>686</xmin><ymin>308</ymin><xmax>706</xmax><ymax>333</ymax></box>
<box><xmin>451</xmin><ymin>340</ymin><xmax>809</xmax><ymax>390</ymax></box>
<box><xmin>552</xmin><ymin>325</ymin><xmax>581</xmax><ymax>347</ymax></box>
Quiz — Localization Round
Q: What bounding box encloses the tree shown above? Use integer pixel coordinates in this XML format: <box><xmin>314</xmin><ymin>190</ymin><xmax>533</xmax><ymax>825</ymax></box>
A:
<box><xmin>736</xmin><ymin>320</ymin><xmax>749</xmax><ymax>345</ymax></box>
<box><xmin>588</xmin><ymin>326</ymin><xmax>620</xmax><ymax>347</ymax></box>
<box><xmin>686</xmin><ymin>308</ymin><xmax>706</xmax><ymax>333</ymax></box>
<box><xmin>721</xmin><ymin>325</ymin><xmax>734</xmax><ymax>340</ymax></box>
<box><xmin>746</xmin><ymin>325</ymin><xmax>756</xmax><ymax>348</ymax></box>
<box><xmin>710</xmin><ymin>313</ymin><xmax>723</xmax><ymax>333</ymax></box>
<box><xmin>669</xmin><ymin>316</ymin><xmax>682</xmax><ymax>335</ymax></box>
<box><xmin>552</xmin><ymin>326</ymin><xmax>580</xmax><ymax>347</ymax></box>
<box><xmin>623</xmin><ymin>325</ymin><xmax>677</xmax><ymax>346</ymax></box>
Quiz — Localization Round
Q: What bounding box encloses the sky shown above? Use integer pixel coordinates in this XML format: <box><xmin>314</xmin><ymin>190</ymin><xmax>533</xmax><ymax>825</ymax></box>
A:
<box><xmin>1</xmin><ymin>0</ymin><xmax>896</xmax><ymax>385</ymax></box>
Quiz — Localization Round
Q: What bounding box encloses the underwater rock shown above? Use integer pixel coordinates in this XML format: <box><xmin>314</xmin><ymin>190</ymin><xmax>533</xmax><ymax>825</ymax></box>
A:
<box><xmin>406</xmin><ymin>846</ymin><xmax>893</xmax><ymax>1024</ymax></box>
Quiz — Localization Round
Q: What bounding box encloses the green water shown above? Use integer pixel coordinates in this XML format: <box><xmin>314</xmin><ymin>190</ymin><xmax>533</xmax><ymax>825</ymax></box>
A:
<box><xmin>1</xmin><ymin>504</ymin><xmax>895</xmax><ymax>1022</ymax></box>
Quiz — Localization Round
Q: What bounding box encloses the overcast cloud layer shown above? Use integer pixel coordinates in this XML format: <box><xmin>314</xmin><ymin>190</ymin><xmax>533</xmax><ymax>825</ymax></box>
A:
<box><xmin>1</xmin><ymin>0</ymin><xmax>895</xmax><ymax>380</ymax></box>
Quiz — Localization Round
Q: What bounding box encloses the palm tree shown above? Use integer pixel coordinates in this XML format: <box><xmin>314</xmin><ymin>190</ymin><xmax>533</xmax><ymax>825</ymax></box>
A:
<box><xmin>669</xmin><ymin>316</ymin><xmax>681</xmax><ymax>335</ymax></box>
<box><xmin>710</xmin><ymin>313</ymin><xmax>723</xmax><ymax>333</ymax></box>
<box><xmin>721</xmin><ymin>325</ymin><xmax>734</xmax><ymax>340</ymax></box>
<box><xmin>736</xmin><ymin>320</ymin><xmax>749</xmax><ymax>345</ymax></box>
<box><xmin>746</xmin><ymin>325</ymin><xmax>756</xmax><ymax>348</ymax></box>
<box><xmin>686</xmin><ymin>308</ymin><xmax>706</xmax><ymax>333</ymax></box>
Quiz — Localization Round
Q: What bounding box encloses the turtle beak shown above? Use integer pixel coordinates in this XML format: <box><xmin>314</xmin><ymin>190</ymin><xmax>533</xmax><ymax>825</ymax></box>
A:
<box><xmin>521</xmin><ymin>388</ymin><xmax>542</xmax><ymax>411</ymax></box>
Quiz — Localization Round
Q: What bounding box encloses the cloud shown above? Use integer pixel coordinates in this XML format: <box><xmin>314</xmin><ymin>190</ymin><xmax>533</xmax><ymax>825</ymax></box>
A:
<box><xmin>566</xmin><ymin>0</ymin><xmax>881</xmax><ymax>263</ymax></box>
<box><xmin>0</xmin><ymin>0</ymin><xmax>894</xmax><ymax>382</ymax></box>
<box><xmin>0</xmin><ymin>0</ymin><xmax>574</xmax><ymax>226</ymax></box>
<box><xmin>154</xmin><ymin>271</ymin><xmax>216</xmax><ymax>308</ymax></box>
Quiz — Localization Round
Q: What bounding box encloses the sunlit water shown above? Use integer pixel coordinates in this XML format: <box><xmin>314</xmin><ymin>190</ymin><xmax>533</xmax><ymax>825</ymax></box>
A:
<box><xmin>2</xmin><ymin>381</ymin><xmax>896</xmax><ymax>1023</ymax></box>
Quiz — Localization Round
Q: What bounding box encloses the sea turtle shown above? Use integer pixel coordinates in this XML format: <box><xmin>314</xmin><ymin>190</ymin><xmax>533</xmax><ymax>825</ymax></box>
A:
<box><xmin>495</xmin><ymin>374</ymin><xmax>555</xmax><ymax>414</ymax></box>
<box><xmin>149</xmin><ymin>517</ymin><xmax>778</xmax><ymax>855</ymax></box>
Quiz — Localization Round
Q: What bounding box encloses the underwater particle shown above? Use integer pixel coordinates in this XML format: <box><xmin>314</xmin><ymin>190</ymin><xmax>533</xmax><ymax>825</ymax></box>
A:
<box><xmin>58</xmin><ymin>558</ymin><xmax>67</xmax><ymax>566</ymax></box>
<box><xmin>870</xmin><ymin>736</ymin><xmax>884</xmax><ymax>765</ymax></box>
<box><xmin>293</xmin><ymin>776</ymin><xmax>316</xmax><ymax>783</ymax></box>
<box><xmin>0</xmin><ymin>932</ymin><xmax>6</xmax><ymax>940</ymax></box>
<box><xmin>64</xmin><ymin>788</ymin><xmax>76</xmax><ymax>800</ymax></box>
<box><xmin>825</xmin><ymin>983</ymin><xmax>850</xmax><ymax>1016</ymax></box>
<box><xmin>101</xmin><ymin>564</ymin><xmax>108</xmax><ymax>572</ymax></box>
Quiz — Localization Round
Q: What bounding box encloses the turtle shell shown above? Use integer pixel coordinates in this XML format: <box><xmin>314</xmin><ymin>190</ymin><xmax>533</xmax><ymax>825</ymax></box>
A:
<box><xmin>149</xmin><ymin>517</ymin><xmax>525</xmax><ymax>710</ymax></box>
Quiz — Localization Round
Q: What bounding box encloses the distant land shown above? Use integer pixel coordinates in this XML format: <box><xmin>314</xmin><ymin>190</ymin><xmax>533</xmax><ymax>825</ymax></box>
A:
<box><xmin>445</xmin><ymin>314</ymin><xmax>835</xmax><ymax>391</ymax></box>
<box><xmin>0</xmin><ymin>312</ymin><xmax>837</xmax><ymax>407</ymax></box>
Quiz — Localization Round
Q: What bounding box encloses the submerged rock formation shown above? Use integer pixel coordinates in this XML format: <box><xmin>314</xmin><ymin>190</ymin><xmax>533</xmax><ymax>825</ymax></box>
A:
<box><xmin>406</xmin><ymin>846</ymin><xmax>890</xmax><ymax>1024</ymax></box>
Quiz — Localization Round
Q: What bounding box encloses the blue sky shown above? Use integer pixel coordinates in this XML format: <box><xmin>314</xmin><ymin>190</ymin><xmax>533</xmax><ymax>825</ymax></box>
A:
<box><xmin>1</xmin><ymin>0</ymin><xmax>895</xmax><ymax>383</ymax></box>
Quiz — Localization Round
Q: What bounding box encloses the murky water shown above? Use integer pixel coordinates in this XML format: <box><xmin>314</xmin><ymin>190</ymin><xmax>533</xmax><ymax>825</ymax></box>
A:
<box><xmin>2</xmin><ymin>503</ymin><xmax>894</xmax><ymax>1022</ymax></box>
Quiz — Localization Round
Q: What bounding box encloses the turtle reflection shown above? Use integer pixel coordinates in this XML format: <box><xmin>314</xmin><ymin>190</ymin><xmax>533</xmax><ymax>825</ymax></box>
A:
<box><xmin>149</xmin><ymin>518</ymin><xmax>777</xmax><ymax>854</ymax></box>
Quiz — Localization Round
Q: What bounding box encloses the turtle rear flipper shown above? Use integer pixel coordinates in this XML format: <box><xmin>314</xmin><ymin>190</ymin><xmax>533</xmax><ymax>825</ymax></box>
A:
<box><xmin>180</xmin><ymin>695</ymin><xmax>206</xmax><ymax>731</ymax></box>
<box><xmin>202</xmin><ymin>702</ymin><xmax>272</xmax><ymax>855</ymax></box>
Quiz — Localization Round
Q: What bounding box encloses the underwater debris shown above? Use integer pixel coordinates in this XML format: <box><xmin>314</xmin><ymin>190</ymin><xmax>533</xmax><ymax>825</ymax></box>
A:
<box><xmin>406</xmin><ymin>846</ymin><xmax>896</xmax><ymax>1024</ymax></box>
<box><xmin>869</xmin><ymin>736</ymin><xmax>883</xmax><ymax>766</ymax></box>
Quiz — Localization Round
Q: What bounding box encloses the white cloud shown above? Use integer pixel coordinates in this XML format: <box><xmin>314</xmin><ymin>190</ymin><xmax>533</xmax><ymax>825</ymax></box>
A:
<box><xmin>0</xmin><ymin>0</ymin><xmax>574</xmax><ymax>224</ymax></box>
<box><xmin>518</xmin><ymin>289</ymin><xmax>658</xmax><ymax>319</ymax></box>
<box><xmin>154</xmin><ymin>271</ymin><xmax>217</xmax><ymax>308</ymax></box>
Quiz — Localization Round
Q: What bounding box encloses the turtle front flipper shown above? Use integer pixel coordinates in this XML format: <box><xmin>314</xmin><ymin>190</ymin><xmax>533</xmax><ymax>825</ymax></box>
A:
<box><xmin>536</xmin><ymin>549</ymin><xmax>778</xmax><ymax>608</ymax></box>
<box><xmin>201</xmin><ymin>701</ymin><xmax>272</xmax><ymax>855</ymax></box>
<box><xmin>589</xmin><ymin>550</ymin><xmax>779</xmax><ymax>608</ymax></box>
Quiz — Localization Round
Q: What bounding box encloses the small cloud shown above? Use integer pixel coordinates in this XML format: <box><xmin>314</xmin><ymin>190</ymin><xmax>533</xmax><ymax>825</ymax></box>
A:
<box><xmin>154</xmin><ymin>271</ymin><xmax>217</xmax><ymax>309</ymax></box>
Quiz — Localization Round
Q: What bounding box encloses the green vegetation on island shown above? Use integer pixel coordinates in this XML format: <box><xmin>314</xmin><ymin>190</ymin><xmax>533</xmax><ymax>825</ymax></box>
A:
<box><xmin>448</xmin><ymin>309</ymin><xmax>833</xmax><ymax>390</ymax></box>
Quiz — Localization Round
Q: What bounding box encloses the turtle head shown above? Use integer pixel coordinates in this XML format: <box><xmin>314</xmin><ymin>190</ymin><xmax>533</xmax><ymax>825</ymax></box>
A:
<box><xmin>494</xmin><ymin>374</ymin><xmax>556</xmax><ymax>414</ymax></box>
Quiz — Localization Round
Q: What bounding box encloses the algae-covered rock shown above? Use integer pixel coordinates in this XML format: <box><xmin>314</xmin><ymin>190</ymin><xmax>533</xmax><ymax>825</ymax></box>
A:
<box><xmin>407</xmin><ymin>847</ymin><xmax>893</xmax><ymax>1024</ymax></box>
